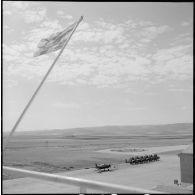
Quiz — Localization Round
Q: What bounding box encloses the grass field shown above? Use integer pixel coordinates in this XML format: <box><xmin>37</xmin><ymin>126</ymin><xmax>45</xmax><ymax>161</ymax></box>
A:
<box><xmin>3</xmin><ymin>123</ymin><xmax>193</xmax><ymax>180</ymax></box>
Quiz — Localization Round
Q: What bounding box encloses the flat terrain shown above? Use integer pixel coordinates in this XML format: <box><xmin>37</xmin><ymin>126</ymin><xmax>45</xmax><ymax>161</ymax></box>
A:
<box><xmin>3</xmin><ymin>147</ymin><xmax>193</xmax><ymax>193</ymax></box>
<box><xmin>98</xmin><ymin>144</ymin><xmax>188</xmax><ymax>155</ymax></box>
<box><xmin>3</xmin><ymin>123</ymin><xmax>193</xmax><ymax>181</ymax></box>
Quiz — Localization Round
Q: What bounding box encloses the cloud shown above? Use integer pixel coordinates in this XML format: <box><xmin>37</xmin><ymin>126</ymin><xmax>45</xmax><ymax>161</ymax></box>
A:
<box><xmin>3</xmin><ymin>1</ymin><xmax>47</xmax><ymax>24</ymax></box>
<box><xmin>73</xmin><ymin>19</ymin><xmax>125</xmax><ymax>44</ymax></box>
<box><xmin>77</xmin><ymin>22</ymin><xmax>90</xmax><ymax>31</ymax></box>
<box><xmin>3</xmin><ymin>1</ymin><xmax>29</xmax><ymax>10</ymax></box>
<box><xmin>151</xmin><ymin>44</ymin><xmax>193</xmax><ymax>81</ymax></box>
<box><xmin>4</xmin><ymin>37</ymin><xmax>192</xmax><ymax>89</ymax></box>
<box><xmin>168</xmin><ymin>87</ymin><xmax>193</xmax><ymax>93</ymax></box>
<box><xmin>56</xmin><ymin>10</ymin><xmax>64</xmax><ymax>16</ymax></box>
<box><xmin>123</xmin><ymin>19</ymin><xmax>138</xmax><ymax>28</ymax></box>
<box><xmin>3</xmin><ymin>11</ymin><xmax>193</xmax><ymax>89</ymax></box>
<box><xmin>24</xmin><ymin>9</ymin><xmax>47</xmax><ymax>24</ymax></box>
<box><xmin>157</xmin><ymin>55</ymin><xmax>192</xmax><ymax>79</ymax></box>
<box><xmin>3</xmin><ymin>44</ymin><xmax>21</xmax><ymax>57</ymax></box>
<box><xmin>152</xmin><ymin>44</ymin><xmax>192</xmax><ymax>62</ymax></box>
<box><xmin>181</xmin><ymin>18</ymin><xmax>193</xmax><ymax>26</ymax></box>
<box><xmin>138</xmin><ymin>25</ymin><xmax>171</xmax><ymax>43</ymax></box>
<box><xmin>171</xmin><ymin>32</ymin><xmax>192</xmax><ymax>47</ymax></box>
<box><xmin>3</xmin><ymin>10</ymin><xmax>12</xmax><ymax>15</ymax></box>
<box><xmin>3</xmin><ymin>78</ymin><xmax>18</xmax><ymax>88</ymax></box>
<box><xmin>3</xmin><ymin>25</ymin><xmax>14</xmax><ymax>33</ymax></box>
<box><xmin>56</xmin><ymin>11</ymin><xmax>73</xmax><ymax>20</ymax></box>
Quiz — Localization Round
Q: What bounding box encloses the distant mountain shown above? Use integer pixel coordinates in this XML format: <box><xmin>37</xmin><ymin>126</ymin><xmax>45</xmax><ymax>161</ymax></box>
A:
<box><xmin>4</xmin><ymin>123</ymin><xmax>193</xmax><ymax>138</ymax></box>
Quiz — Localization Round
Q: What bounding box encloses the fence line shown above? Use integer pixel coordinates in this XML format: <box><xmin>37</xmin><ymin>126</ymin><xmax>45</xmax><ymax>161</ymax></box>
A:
<box><xmin>3</xmin><ymin>166</ymin><xmax>165</xmax><ymax>194</ymax></box>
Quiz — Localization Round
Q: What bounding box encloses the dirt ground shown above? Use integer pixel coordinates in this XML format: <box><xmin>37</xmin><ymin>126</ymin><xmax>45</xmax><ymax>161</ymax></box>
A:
<box><xmin>3</xmin><ymin>136</ymin><xmax>191</xmax><ymax>180</ymax></box>
<box><xmin>3</xmin><ymin>146</ymin><xmax>192</xmax><ymax>194</ymax></box>
<box><xmin>3</xmin><ymin>125</ymin><xmax>193</xmax><ymax>193</ymax></box>
<box><xmin>97</xmin><ymin>144</ymin><xmax>189</xmax><ymax>155</ymax></box>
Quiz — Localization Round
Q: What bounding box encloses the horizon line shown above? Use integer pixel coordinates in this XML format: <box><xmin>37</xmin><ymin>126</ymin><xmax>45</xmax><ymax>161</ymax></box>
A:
<box><xmin>3</xmin><ymin>122</ymin><xmax>193</xmax><ymax>134</ymax></box>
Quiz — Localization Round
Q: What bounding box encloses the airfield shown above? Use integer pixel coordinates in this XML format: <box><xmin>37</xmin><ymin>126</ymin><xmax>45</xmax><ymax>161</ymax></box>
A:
<box><xmin>3</xmin><ymin>123</ymin><xmax>193</xmax><ymax>193</ymax></box>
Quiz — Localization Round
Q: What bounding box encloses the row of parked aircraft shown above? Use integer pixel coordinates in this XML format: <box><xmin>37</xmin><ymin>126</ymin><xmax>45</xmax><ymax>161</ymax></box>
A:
<box><xmin>125</xmin><ymin>154</ymin><xmax>160</xmax><ymax>164</ymax></box>
<box><xmin>95</xmin><ymin>154</ymin><xmax>160</xmax><ymax>173</ymax></box>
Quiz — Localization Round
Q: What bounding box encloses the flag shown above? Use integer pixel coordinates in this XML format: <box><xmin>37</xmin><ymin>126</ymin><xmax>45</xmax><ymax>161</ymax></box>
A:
<box><xmin>33</xmin><ymin>22</ymin><xmax>77</xmax><ymax>57</ymax></box>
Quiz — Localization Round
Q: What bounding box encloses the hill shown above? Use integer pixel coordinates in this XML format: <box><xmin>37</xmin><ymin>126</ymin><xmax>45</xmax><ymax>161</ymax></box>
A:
<box><xmin>4</xmin><ymin>123</ymin><xmax>193</xmax><ymax>139</ymax></box>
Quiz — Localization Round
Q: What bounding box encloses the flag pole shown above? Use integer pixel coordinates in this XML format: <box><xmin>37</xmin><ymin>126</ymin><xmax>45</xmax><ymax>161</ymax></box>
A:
<box><xmin>3</xmin><ymin>16</ymin><xmax>83</xmax><ymax>152</ymax></box>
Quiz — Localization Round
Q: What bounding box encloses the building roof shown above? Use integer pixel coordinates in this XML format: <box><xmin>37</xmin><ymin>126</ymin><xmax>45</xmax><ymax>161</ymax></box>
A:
<box><xmin>180</xmin><ymin>144</ymin><xmax>193</xmax><ymax>155</ymax></box>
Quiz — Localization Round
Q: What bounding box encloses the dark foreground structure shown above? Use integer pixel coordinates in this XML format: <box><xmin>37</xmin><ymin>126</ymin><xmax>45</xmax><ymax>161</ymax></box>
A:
<box><xmin>178</xmin><ymin>143</ymin><xmax>193</xmax><ymax>184</ymax></box>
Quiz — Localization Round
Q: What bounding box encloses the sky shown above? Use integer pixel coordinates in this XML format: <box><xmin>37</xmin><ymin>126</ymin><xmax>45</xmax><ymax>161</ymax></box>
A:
<box><xmin>3</xmin><ymin>2</ymin><xmax>193</xmax><ymax>132</ymax></box>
